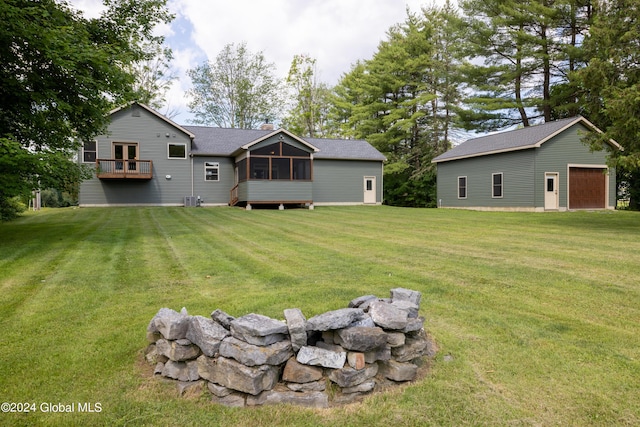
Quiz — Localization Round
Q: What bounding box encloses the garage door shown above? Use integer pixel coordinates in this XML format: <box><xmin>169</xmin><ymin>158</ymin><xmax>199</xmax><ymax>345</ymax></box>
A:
<box><xmin>569</xmin><ymin>167</ymin><xmax>606</xmax><ymax>209</ymax></box>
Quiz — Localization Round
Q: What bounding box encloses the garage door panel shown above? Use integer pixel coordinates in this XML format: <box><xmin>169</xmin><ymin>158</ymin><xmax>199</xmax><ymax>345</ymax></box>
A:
<box><xmin>569</xmin><ymin>167</ymin><xmax>605</xmax><ymax>209</ymax></box>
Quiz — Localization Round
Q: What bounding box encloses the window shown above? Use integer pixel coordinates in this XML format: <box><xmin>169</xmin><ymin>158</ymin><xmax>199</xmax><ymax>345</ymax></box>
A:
<box><xmin>293</xmin><ymin>159</ymin><xmax>311</xmax><ymax>180</ymax></box>
<box><xmin>243</xmin><ymin>141</ymin><xmax>313</xmax><ymax>181</ymax></box>
<box><xmin>205</xmin><ymin>162</ymin><xmax>219</xmax><ymax>181</ymax></box>
<box><xmin>458</xmin><ymin>176</ymin><xmax>467</xmax><ymax>199</ymax></box>
<box><xmin>168</xmin><ymin>143</ymin><xmax>187</xmax><ymax>159</ymax></box>
<box><xmin>492</xmin><ymin>173</ymin><xmax>503</xmax><ymax>198</ymax></box>
<box><xmin>83</xmin><ymin>140</ymin><xmax>97</xmax><ymax>163</ymax></box>
<box><xmin>271</xmin><ymin>158</ymin><xmax>291</xmax><ymax>180</ymax></box>
<box><xmin>250</xmin><ymin>157</ymin><xmax>270</xmax><ymax>179</ymax></box>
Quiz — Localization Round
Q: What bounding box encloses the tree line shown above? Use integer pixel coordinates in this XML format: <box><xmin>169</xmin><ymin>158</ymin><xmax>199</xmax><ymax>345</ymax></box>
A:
<box><xmin>189</xmin><ymin>0</ymin><xmax>640</xmax><ymax>208</ymax></box>
<box><xmin>2</xmin><ymin>0</ymin><xmax>640</xmax><ymax>219</ymax></box>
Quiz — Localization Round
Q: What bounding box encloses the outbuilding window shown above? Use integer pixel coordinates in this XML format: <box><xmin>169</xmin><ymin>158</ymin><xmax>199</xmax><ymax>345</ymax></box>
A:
<box><xmin>492</xmin><ymin>173</ymin><xmax>503</xmax><ymax>198</ymax></box>
<box><xmin>458</xmin><ymin>176</ymin><xmax>467</xmax><ymax>199</ymax></box>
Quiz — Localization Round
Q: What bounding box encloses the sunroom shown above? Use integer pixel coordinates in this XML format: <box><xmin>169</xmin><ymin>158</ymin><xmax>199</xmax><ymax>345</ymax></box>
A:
<box><xmin>229</xmin><ymin>130</ymin><xmax>318</xmax><ymax>209</ymax></box>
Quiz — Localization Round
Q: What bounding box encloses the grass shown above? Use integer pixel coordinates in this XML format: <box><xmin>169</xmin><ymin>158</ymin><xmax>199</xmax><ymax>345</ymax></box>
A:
<box><xmin>1</xmin><ymin>206</ymin><xmax>639</xmax><ymax>426</ymax></box>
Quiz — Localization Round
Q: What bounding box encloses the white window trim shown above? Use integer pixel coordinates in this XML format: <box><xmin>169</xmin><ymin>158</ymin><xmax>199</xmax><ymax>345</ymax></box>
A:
<box><xmin>82</xmin><ymin>140</ymin><xmax>98</xmax><ymax>163</ymax></box>
<box><xmin>492</xmin><ymin>172</ymin><xmax>504</xmax><ymax>199</ymax></box>
<box><xmin>205</xmin><ymin>162</ymin><xmax>220</xmax><ymax>182</ymax></box>
<box><xmin>168</xmin><ymin>142</ymin><xmax>187</xmax><ymax>159</ymax></box>
<box><xmin>458</xmin><ymin>176</ymin><xmax>467</xmax><ymax>199</ymax></box>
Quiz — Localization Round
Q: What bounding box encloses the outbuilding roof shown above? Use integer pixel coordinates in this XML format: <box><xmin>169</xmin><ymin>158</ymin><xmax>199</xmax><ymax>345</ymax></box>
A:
<box><xmin>184</xmin><ymin>126</ymin><xmax>386</xmax><ymax>161</ymax></box>
<box><xmin>432</xmin><ymin>116</ymin><xmax>621</xmax><ymax>163</ymax></box>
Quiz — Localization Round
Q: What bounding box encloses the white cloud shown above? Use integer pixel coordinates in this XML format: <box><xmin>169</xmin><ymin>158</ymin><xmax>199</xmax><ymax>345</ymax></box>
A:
<box><xmin>69</xmin><ymin>0</ymin><xmax>105</xmax><ymax>18</ymax></box>
<box><xmin>69</xmin><ymin>0</ymin><xmax>454</xmax><ymax>122</ymax></box>
<box><xmin>178</xmin><ymin>0</ymin><xmax>434</xmax><ymax>84</ymax></box>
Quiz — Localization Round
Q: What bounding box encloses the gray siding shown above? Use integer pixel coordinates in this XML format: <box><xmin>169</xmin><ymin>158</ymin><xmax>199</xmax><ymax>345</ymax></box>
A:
<box><xmin>239</xmin><ymin>181</ymin><xmax>313</xmax><ymax>203</ymax></box>
<box><xmin>534</xmin><ymin>123</ymin><xmax>615</xmax><ymax>208</ymax></box>
<box><xmin>192</xmin><ymin>157</ymin><xmax>235</xmax><ymax>205</ymax></box>
<box><xmin>437</xmin><ymin>150</ymin><xmax>535</xmax><ymax>208</ymax></box>
<box><xmin>79</xmin><ymin>104</ymin><xmax>192</xmax><ymax>206</ymax></box>
<box><xmin>313</xmin><ymin>160</ymin><xmax>383</xmax><ymax>204</ymax></box>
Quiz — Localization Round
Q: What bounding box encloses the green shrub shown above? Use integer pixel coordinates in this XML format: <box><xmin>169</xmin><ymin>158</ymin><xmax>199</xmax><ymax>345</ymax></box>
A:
<box><xmin>0</xmin><ymin>196</ymin><xmax>27</xmax><ymax>221</ymax></box>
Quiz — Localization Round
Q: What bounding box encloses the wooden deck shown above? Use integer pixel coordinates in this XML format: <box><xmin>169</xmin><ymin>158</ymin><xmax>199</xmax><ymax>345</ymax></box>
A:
<box><xmin>96</xmin><ymin>159</ymin><xmax>153</xmax><ymax>179</ymax></box>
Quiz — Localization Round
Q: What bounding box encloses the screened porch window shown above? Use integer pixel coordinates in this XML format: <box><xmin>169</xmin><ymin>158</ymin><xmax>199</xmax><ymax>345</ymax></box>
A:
<box><xmin>239</xmin><ymin>141</ymin><xmax>312</xmax><ymax>182</ymax></box>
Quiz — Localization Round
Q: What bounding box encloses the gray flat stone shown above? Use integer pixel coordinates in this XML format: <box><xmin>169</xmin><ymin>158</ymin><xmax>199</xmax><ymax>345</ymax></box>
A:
<box><xmin>306</xmin><ymin>308</ymin><xmax>366</xmax><ymax>332</ymax></box>
<box><xmin>161</xmin><ymin>360</ymin><xmax>200</xmax><ymax>382</ymax></box>
<box><xmin>368</xmin><ymin>300</ymin><xmax>408</xmax><ymax>330</ymax></box>
<box><xmin>364</xmin><ymin>344</ymin><xmax>391</xmax><ymax>363</ymax></box>
<box><xmin>149</xmin><ymin>307</ymin><xmax>190</xmax><ymax>340</ymax></box>
<box><xmin>328</xmin><ymin>363</ymin><xmax>378</xmax><ymax>388</ymax></box>
<box><xmin>391</xmin><ymin>300</ymin><xmax>420</xmax><ymax>318</ymax></box>
<box><xmin>342</xmin><ymin>380</ymin><xmax>376</xmax><ymax>394</ymax></box>
<box><xmin>211</xmin><ymin>309</ymin><xmax>235</xmax><ymax>329</ymax></box>
<box><xmin>402</xmin><ymin>317</ymin><xmax>425</xmax><ymax>333</ymax></box>
<box><xmin>209</xmin><ymin>356</ymin><xmax>280</xmax><ymax>395</ymax></box>
<box><xmin>392</xmin><ymin>330</ymin><xmax>430</xmax><ymax>362</ymax></box>
<box><xmin>155</xmin><ymin>338</ymin><xmax>200</xmax><ymax>362</ymax></box>
<box><xmin>186</xmin><ymin>315</ymin><xmax>229</xmax><ymax>357</ymax></box>
<box><xmin>348</xmin><ymin>295</ymin><xmax>378</xmax><ymax>308</ymax></box>
<box><xmin>378</xmin><ymin>360</ymin><xmax>418</xmax><ymax>382</ymax></box>
<box><xmin>230</xmin><ymin>313</ymin><xmax>288</xmax><ymax>337</ymax></box>
<box><xmin>219</xmin><ymin>336</ymin><xmax>292</xmax><ymax>366</ymax></box>
<box><xmin>246</xmin><ymin>390</ymin><xmax>328</xmax><ymax>408</ymax></box>
<box><xmin>386</xmin><ymin>332</ymin><xmax>406</xmax><ymax>347</ymax></box>
<box><xmin>296</xmin><ymin>345</ymin><xmax>346</xmax><ymax>369</ymax></box>
<box><xmin>211</xmin><ymin>393</ymin><xmax>246</xmax><ymax>407</ymax></box>
<box><xmin>283</xmin><ymin>308</ymin><xmax>307</xmax><ymax>351</ymax></box>
<box><xmin>390</xmin><ymin>288</ymin><xmax>422</xmax><ymax>306</ymax></box>
<box><xmin>286</xmin><ymin>380</ymin><xmax>326</xmax><ymax>392</ymax></box>
<box><xmin>335</xmin><ymin>326</ymin><xmax>388</xmax><ymax>352</ymax></box>
<box><xmin>208</xmin><ymin>381</ymin><xmax>234</xmax><ymax>397</ymax></box>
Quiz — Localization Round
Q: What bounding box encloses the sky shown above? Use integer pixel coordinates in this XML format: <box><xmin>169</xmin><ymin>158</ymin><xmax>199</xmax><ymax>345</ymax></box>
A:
<box><xmin>71</xmin><ymin>0</ymin><xmax>453</xmax><ymax>124</ymax></box>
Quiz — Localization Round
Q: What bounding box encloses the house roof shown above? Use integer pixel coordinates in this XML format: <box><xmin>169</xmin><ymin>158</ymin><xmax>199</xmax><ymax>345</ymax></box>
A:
<box><xmin>432</xmin><ymin>116</ymin><xmax>622</xmax><ymax>163</ymax></box>
<box><xmin>184</xmin><ymin>126</ymin><xmax>387</xmax><ymax>161</ymax></box>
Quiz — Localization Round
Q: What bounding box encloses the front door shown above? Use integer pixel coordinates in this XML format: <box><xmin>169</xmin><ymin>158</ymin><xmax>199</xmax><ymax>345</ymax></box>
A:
<box><xmin>114</xmin><ymin>143</ymin><xmax>138</xmax><ymax>172</ymax></box>
<box><xmin>544</xmin><ymin>173</ymin><xmax>559</xmax><ymax>210</ymax></box>
<box><xmin>364</xmin><ymin>176</ymin><xmax>376</xmax><ymax>204</ymax></box>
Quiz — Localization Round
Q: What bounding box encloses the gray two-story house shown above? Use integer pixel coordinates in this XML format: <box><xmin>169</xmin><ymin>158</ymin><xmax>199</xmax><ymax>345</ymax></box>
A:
<box><xmin>79</xmin><ymin>103</ymin><xmax>386</xmax><ymax>209</ymax></box>
<box><xmin>432</xmin><ymin>117</ymin><xmax>622</xmax><ymax>211</ymax></box>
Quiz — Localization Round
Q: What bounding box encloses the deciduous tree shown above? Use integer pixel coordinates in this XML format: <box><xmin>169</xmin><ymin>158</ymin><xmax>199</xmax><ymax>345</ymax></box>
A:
<box><xmin>0</xmin><ymin>0</ymin><xmax>174</xmax><ymax>220</ymax></box>
<box><xmin>187</xmin><ymin>42</ymin><xmax>284</xmax><ymax>129</ymax></box>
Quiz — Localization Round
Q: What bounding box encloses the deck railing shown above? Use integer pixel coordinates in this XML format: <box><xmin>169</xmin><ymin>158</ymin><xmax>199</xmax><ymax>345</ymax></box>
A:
<box><xmin>230</xmin><ymin>184</ymin><xmax>239</xmax><ymax>206</ymax></box>
<box><xmin>96</xmin><ymin>159</ymin><xmax>153</xmax><ymax>179</ymax></box>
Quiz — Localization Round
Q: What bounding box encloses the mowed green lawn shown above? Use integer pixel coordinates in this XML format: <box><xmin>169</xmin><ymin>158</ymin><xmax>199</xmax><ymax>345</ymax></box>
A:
<box><xmin>1</xmin><ymin>206</ymin><xmax>639</xmax><ymax>426</ymax></box>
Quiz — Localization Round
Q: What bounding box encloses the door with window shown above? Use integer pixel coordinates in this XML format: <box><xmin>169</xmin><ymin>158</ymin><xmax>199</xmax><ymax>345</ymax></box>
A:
<box><xmin>544</xmin><ymin>173</ymin><xmax>559</xmax><ymax>210</ymax></box>
<box><xmin>364</xmin><ymin>176</ymin><xmax>376</xmax><ymax>204</ymax></box>
<box><xmin>114</xmin><ymin>143</ymin><xmax>138</xmax><ymax>172</ymax></box>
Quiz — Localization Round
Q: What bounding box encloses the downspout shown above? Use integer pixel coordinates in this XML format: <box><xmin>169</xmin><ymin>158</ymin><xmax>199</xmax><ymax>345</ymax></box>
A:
<box><xmin>380</xmin><ymin>161</ymin><xmax>384</xmax><ymax>204</ymax></box>
<box><xmin>190</xmin><ymin>137</ymin><xmax>194</xmax><ymax>197</ymax></box>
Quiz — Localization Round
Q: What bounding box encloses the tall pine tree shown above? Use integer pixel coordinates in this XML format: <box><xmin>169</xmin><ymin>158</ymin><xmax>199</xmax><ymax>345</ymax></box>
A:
<box><xmin>332</xmin><ymin>3</ymin><xmax>464</xmax><ymax>206</ymax></box>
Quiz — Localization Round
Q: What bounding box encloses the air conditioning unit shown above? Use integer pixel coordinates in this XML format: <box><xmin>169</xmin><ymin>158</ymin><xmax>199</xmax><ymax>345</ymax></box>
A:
<box><xmin>184</xmin><ymin>196</ymin><xmax>198</xmax><ymax>207</ymax></box>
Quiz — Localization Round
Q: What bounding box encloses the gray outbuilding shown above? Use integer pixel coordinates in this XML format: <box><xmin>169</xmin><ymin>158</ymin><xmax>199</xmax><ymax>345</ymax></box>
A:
<box><xmin>432</xmin><ymin>117</ymin><xmax>622</xmax><ymax>211</ymax></box>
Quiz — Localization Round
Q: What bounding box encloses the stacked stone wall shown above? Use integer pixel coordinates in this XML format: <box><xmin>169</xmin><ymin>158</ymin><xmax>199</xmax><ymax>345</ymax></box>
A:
<box><xmin>145</xmin><ymin>288</ymin><xmax>436</xmax><ymax>407</ymax></box>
